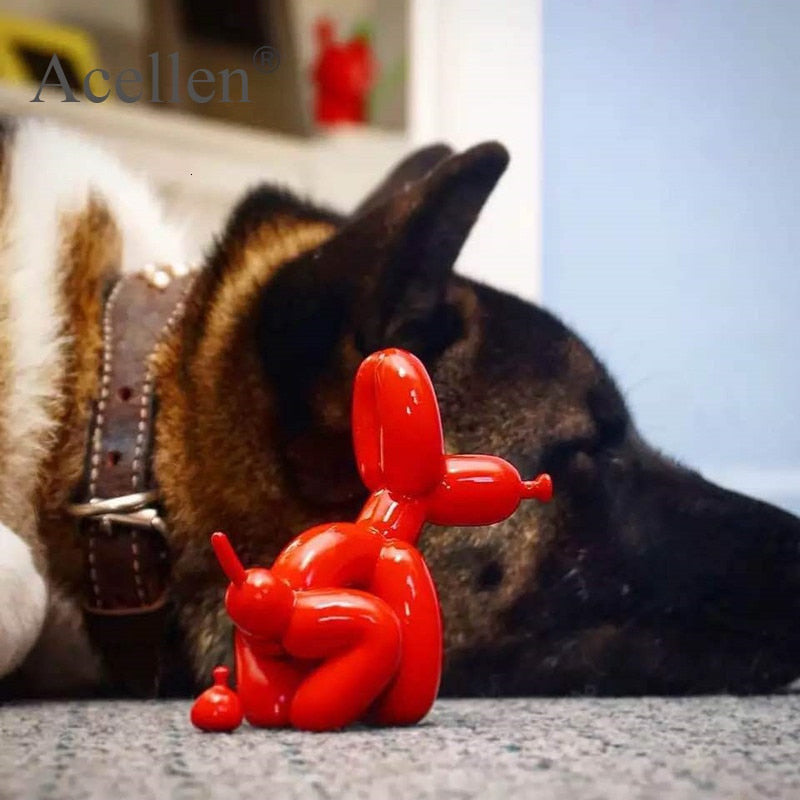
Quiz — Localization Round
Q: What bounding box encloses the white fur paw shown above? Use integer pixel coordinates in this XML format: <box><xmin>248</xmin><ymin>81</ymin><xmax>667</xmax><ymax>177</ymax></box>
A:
<box><xmin>0</xmin><ymin>523</ymin><xmax>47</xmax><ymax>678</ymax></box>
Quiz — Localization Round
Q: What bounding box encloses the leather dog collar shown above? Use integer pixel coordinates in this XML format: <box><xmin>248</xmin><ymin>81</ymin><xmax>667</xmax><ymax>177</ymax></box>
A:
<box><xmin>66</xmin><ymin>264</ymin><xmax>196</xmax><ymax>696</ymax></box>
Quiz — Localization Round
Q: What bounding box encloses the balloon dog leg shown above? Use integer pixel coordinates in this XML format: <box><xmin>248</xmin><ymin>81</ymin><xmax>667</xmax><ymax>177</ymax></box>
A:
<box><xmin>368</xmin><ymin>541</ymin><xmax>442</xmax><ymax>725</ymax></box>
<box><xmin>283</xmin><ymin>589</ymin><xmax>402</xmax><ymax>731</ymax></box>
<box><xmin>235</xmin><ymin>632</ymin><xmax>308</xmax><ymax>728</ymax></box>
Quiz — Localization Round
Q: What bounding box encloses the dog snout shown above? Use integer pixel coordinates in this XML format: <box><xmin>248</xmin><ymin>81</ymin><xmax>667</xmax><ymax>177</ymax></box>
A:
<box><xmin>623</xmin><ymin>462</ymin><xmax>800</xmax><ymax>690</ymax></box>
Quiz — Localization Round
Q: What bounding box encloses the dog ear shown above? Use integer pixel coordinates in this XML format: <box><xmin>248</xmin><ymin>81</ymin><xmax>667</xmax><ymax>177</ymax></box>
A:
<box><xmin>253</xmin><ymin>143</ymin><xmax>508</xmax><ymax>506</ymax></box>
<box><xmin>351</xmin><ymin>143</ymin><xmax>454</xmax><ymax>218</ymax></box>
<box><xmin>350</xmin><ymin>140</ymin><xmax>509</xmax><ymax>357</ymax></box>
<box><xmin>257</xmin><ymin>141</ymin><xmax>509</xmax><ymax>399</ymax></box>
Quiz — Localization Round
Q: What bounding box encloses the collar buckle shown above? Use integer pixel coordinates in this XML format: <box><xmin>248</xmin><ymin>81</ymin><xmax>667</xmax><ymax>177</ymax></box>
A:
<box><xmin>66</xmin><ymin>490</ymin><xmax>166</xmax><ymax>535</ymax></box>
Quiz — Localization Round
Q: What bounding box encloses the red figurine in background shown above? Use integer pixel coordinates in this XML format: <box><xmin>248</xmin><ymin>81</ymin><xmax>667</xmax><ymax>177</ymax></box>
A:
<box><xmin>312</xmin><ymin>18</ymin><xmax>375</xmax><ymax>126</ymax></box>
<box><xmin>190</xmin><ymin>349</ymin><xmax>552</xmax><ymax>733</ymax></box>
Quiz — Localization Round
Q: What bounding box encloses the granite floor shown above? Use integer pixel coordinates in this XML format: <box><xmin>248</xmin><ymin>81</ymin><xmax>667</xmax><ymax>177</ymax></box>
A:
<box><xmin>1</xmin><ymin>696</ymin><xmax>799</xmax><ymax>800</ymax></box>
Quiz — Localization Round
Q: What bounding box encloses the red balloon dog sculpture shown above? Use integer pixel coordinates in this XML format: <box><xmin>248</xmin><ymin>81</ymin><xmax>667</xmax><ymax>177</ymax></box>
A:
<box><xmin>191</xmin><ymin>349</ymin><xmax>553</xmax><ymax>732</ymax></box>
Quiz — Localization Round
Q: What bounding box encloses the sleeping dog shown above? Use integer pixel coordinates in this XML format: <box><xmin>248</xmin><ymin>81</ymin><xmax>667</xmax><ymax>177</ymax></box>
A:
<box><xmin>1</xmin><ymin>117</ymin><xmax>798</xmax><ymax>698</ymax></box>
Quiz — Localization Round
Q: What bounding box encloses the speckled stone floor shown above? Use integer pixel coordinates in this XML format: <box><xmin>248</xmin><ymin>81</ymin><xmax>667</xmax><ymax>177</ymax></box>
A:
<box><xmin>1</xmin><ymin>696</ymin><xmax>799</xmax><ymax>799</ymax></box>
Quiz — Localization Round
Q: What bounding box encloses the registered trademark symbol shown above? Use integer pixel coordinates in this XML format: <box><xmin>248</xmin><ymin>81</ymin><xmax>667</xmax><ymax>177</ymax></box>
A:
<box><xmin>253</xmin><ymin>45</ymin><xmax>280</xmax><ymax>74</ymax></box>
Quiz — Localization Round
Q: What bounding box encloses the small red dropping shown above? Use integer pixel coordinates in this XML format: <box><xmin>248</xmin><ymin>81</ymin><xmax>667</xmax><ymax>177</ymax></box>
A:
<box><xmin>190</xmin><ymin>665</ymin><xmax>243</xmax><ymax>732</ymax></box>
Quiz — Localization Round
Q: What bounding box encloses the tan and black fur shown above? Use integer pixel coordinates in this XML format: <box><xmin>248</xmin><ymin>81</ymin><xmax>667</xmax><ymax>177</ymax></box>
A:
<box><xmin>3</xmin><ymin>121</ymin><xmax>800</xmax><ymax>698</ymax></box>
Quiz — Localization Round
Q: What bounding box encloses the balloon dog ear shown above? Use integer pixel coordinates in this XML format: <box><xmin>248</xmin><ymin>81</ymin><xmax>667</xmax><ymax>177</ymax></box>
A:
<box><xmin>351</xmin><ymin>349</ymin><xmax>445</xmax><ymax>495</ymax></box>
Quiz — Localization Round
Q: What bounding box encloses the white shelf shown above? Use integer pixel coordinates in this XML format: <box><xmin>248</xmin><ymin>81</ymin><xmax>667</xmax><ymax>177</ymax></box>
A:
<box><xmin>0</xmin><ymin>81</ymin><xmax>410</xmax><ymax>258</ymax></box>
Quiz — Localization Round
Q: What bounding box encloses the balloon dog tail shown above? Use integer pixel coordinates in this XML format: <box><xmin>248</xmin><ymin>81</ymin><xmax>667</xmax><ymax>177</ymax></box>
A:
<box><xmin>211</xmin><ymin>531</ymin><xmax>246</xmax><ymax>587</ymax></box>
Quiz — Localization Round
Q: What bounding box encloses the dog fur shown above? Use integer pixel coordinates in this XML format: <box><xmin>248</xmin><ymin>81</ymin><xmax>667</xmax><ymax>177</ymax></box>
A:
<box><xmin>1</xmin><ymin>117</ymin><xmax>799</xmax><ymax>698</ymax></box>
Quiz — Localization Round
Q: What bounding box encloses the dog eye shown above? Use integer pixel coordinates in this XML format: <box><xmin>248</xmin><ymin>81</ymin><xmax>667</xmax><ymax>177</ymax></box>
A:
<box><xmin>588</xmin><ymin>385</ymin><xmax>629</xmax><ymax>448</ymax></box>
<box><xmin>596</xmin><ymin>416</ymin><xmax>628</xmax><ymax>449</ymax></box>
<box><xmin>537</xmin><ymin>437</ymin><xmax>597</xmax><ymax>474</ymax></box>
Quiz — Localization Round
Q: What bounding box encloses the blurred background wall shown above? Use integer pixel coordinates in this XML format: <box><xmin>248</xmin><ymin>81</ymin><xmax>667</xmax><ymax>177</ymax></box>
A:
<box><xmin>542</xmin><ymin>0</ymin><xmax>800</xmax><ymax>513</ymax></box>
<box><xmin>409</xmin><ymin>0</ymin><xmax>541</xmax><ymax>300</ymax></box>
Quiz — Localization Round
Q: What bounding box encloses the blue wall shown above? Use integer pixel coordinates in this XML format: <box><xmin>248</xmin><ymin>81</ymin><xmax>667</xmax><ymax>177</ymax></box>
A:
<box><xmin>542</xmin><ymin>0</ymin><xmax>800</xmax><ymax>513</ymax></box>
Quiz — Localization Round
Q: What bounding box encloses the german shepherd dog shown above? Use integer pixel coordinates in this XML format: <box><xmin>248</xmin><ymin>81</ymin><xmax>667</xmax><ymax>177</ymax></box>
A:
<box><xmin>1</xmin><ymin>118</ymin><xmax>799</xmax><ymax>699</ymax></box>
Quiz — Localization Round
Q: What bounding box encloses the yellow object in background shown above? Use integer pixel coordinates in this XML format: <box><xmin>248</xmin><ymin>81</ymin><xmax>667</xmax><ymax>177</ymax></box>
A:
<box><xmin>0</xmin><ymin>15</ymin><xmax>98</xmax><ymax>88</ymax></box>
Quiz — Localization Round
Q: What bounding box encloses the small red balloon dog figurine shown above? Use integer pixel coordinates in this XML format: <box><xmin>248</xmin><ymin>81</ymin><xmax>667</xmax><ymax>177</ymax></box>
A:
<box><xmin>191</xmin><ymin>349</ymin><xmax>552</xmax><ymax>732</ymax></box>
